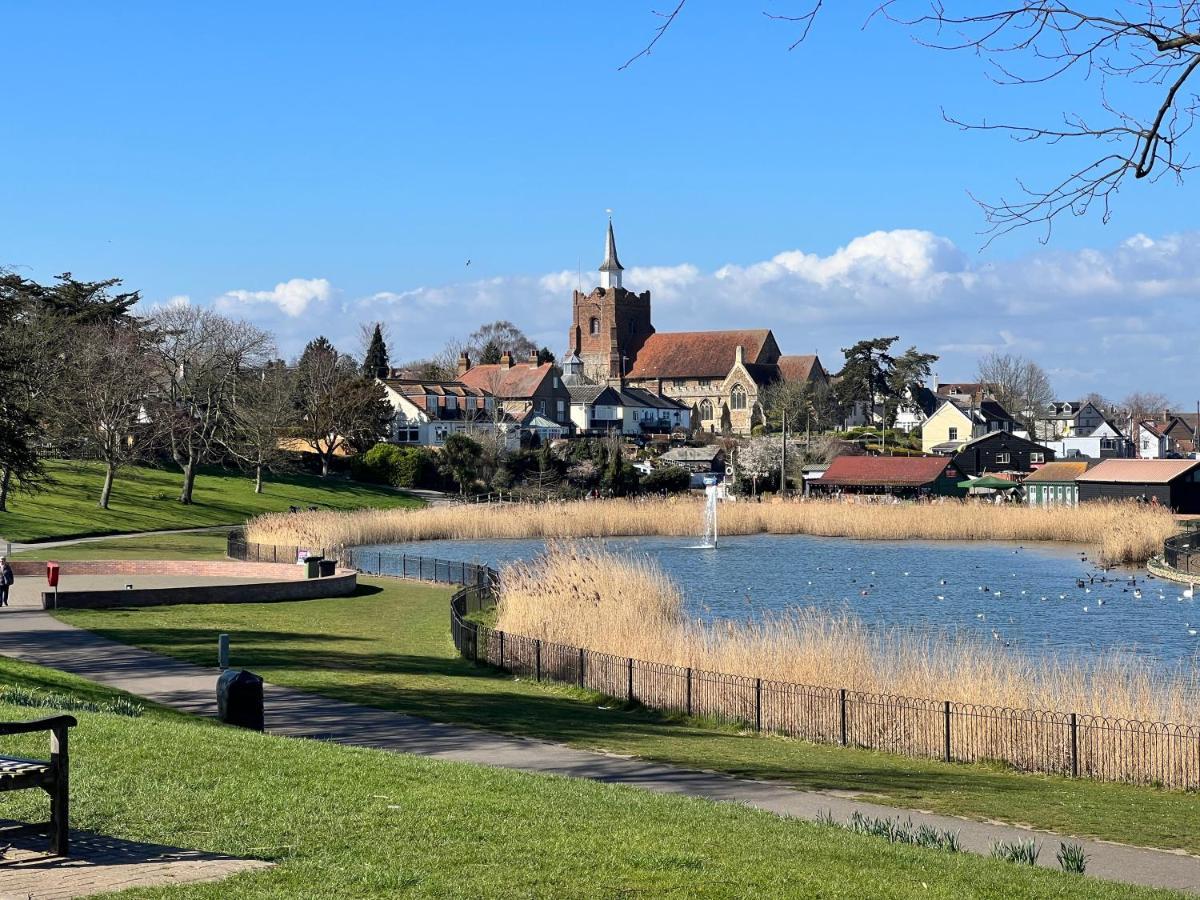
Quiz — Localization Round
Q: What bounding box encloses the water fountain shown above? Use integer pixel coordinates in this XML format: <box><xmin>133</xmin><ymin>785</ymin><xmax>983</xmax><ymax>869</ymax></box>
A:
<box><xmin>700</xmin><ymin>476</ymin><xmax>719</xmax><ymax>549</ymax></box>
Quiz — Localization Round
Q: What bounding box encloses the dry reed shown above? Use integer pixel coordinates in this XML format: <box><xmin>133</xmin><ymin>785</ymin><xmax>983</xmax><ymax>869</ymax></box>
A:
<box><xmin>246</xmin><ymin>497</ymin><xmax>1177</xmax><ymax>566</ymax></box>
<box><xmin>495</xmin><ymin>543</ymin><xmax>1199</xmax><ymax>726</ymax></box>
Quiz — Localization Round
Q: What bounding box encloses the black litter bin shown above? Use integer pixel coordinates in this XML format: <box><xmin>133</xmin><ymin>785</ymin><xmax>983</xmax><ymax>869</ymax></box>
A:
<box><xmin>303</xmin><ymin>555</ymin><xmax>323</xmax><ymax>579</ymax></box>
<box><xmin>217</xmin><ymin>669</ymin><xmax>264</xmax><ymax>731</ymax></box>
<box><xmin>318</xmin><ymin>559</ymin><xmax>337</xmax><ymax>577</ymax></box>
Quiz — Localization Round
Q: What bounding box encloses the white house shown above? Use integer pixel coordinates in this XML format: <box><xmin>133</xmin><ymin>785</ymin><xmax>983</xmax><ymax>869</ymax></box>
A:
<box><xmin>1137</xmin><ymin>421</ymin><xmax>1170</xmax><ymax>459</ymax></box>
<box><xmin>380</xmin><ymin>377</ymin><xmax>520</xmax><ymax>449</ymax></box>
<box><xmin>562</xmin><ymin>353</ymin><xmax>690</xmax><ymax>435</ymax></box>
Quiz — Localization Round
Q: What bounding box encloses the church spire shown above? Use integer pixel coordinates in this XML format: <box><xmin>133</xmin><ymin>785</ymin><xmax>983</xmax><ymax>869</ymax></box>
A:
<box><xmin>599</xmin><ymin>218</ymin><xmax>624</xmax><ymax>290</ymax></box>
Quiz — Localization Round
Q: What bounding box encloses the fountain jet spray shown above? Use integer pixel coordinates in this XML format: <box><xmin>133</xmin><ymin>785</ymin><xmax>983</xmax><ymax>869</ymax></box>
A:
<box><xmin>701</xmin><ymin>476</ymin><xmax>719</xmax><ymax>549</ymax></box>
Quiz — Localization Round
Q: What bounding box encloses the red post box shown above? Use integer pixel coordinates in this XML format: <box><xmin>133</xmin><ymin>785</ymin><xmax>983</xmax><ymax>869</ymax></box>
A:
<box><xmin>46</xmin><ymin>562</ymin><xmax>60</xmax><ymax>588</ymax></box>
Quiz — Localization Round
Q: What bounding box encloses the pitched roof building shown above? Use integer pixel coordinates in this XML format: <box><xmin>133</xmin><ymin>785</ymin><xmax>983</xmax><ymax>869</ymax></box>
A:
<box><xmin>566</xmin><ymin>220</ymin><xmax>827</xmax><ymax>435</ymax></box>
<box><xmin>457</xmin><ymin>350</ymin><xmax>572</xmax><ymax>428</ymax></box>
<box><xmin>814</xmin><ymin>455</ymin><xmax>966</xmax><ymax>497</ymax></box>
<box><xmin>1076</xmin><ymin>458</ymin><xmax>1200</xmax><ymax>512</ymax></box>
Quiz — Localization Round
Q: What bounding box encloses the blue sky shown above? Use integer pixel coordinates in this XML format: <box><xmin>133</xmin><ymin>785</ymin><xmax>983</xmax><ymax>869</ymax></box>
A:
<box><xmin>3</xmin><ymin>3</ymin><xmax>1196</xmax><ymax>401</ymax></box>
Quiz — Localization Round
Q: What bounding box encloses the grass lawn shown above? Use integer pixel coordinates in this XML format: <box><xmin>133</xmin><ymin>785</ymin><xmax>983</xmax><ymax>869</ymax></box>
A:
<box><xmin>59</xmin><ymin>572</ymin><xmax>1200</xmax><ymax>859</ymax></box>
<box><xmin>0</xmin><ymin>460</ymin><xmax>423</xmax><ymax>543</ymax></box>
<box><xmin>13</xmin><ymin>531</ymin><xmax>233</xmax><ymax>561</ymax></box>
<box><xmin>0</xmin><ymin>657</ymin><xmax>1157</xmax><ymax>899</ymax></box>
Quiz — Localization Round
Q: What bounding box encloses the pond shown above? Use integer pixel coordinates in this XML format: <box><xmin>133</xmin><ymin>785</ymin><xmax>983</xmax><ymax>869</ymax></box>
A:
<box><xmin>360</xmin><ymin>534</ymin><xmax>1200</xmax><ymax>671</ymax></box>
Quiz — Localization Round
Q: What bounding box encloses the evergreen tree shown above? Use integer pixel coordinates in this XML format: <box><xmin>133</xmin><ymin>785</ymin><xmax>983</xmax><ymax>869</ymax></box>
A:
<box><xmin>362</xmin><ymin>323</ymin><xmax>390</xmax><ymax>380</ymax></box>
<box><xmin>536</xmin><ymin>346</ymin><xmax>556</xmax><ymax>365</ymax></box>
<box><xmin>479</xmin><ymin>340</ymin><xmax>503</xmax><ymax>365</ymax></box>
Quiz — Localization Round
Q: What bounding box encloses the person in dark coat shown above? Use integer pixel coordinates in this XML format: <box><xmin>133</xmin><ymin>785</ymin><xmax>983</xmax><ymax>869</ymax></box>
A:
<box><xmin>0</xmin><ymin>557</ymin><xmax>13</xmax><ymax>607</ymax></box>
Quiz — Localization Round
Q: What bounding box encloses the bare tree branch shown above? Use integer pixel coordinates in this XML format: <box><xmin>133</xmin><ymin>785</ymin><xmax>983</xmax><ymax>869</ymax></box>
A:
<box><xmin>619</xmin><ymin>1</ymin><xmax>688</xmax><ymax>71</ymax></box>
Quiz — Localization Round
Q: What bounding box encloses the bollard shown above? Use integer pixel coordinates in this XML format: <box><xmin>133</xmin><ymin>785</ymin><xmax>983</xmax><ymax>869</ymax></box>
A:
<box><xmin>218</xmin><ymin>634</ymin><xmax>230</xmax><ymax>669</ymax></box>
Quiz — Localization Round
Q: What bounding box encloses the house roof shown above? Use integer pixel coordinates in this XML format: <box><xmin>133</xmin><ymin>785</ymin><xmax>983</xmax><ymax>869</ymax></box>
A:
<box><xmin>566</xmin><ymin>383</ymin><xmax>613</xmax><ymax>405</ymax></box>
<box><xmin>626</xmin><ymin>330</ymin><xmax>774</xmax><ymax>379</ymax></box>
<box><xmin>1139</xmin><ymin>420</ymin><xmax>1166</xmax><ymax>438</ymax></box>
<box><xmin>1165</xmin><ymin>413</ymin><xmax>1199</xmax><ymax>434</ymax></box>
<box><xmin>1023</xmin><ymin>461</ymin><xmax>1096</xmax><ymax>483</ymax></box>
<box><xmin>954</xmin><ymin>430</ymin><xmax>1051</xmax><ymax>453</ymax></box>
<box><xmin>776</xmin><ymin>354</ymin><xmax>822</xmax><ymax>383</ymax></box>
<box><xmin>622</xmin><ymin>387</ymin><xmax>688</xmax><ymax>410</ymax></box>
<box><xmin>1076</xmin><ymin>459</ymin><xmax>1200</xmax><ymax>485</ymax></box>
<box><xmin>660</xmin><ymin>446</ymin><xmax>724</xmax><ymax>463</ymax></box>
<box><xmin>382</xmin><ymin>378</ymin><xmax>491</xmax><ymax>400</ymax></box>
<box><xmin>819</xmin><ymin>455</ymin><xmax>959</xmax><ymax>487</ymax></box>
<box><xmin>459</xmin><ymin>361</ymin><xmax>555</xmax><ymax>399</ymax></box>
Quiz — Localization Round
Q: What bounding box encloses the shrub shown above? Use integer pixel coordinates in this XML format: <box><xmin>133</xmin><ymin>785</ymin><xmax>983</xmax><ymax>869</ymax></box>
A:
<box><xmin>351</xmin><ymin>443</ymin><xmax>405</xmax><ymax>485</ymax></box>
<box><xmin>991</xmin><ymin>839</ymin><xmax>1040</xmax><ymax>866</ymax></box>
<box><xmin>1057</xmin><ymin>842</ymin><xmax>1087</xmax><ymax>874</ymax></box>
<box><xmin>640</xmin><ymin>466</ymin><xmax>692</xmax><ymax>494</ymax></box>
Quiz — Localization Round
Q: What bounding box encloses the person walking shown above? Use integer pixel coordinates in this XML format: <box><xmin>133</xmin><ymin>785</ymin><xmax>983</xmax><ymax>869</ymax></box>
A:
<box><xmin>0</xmin><ymin>557</ymin><xmax>13</xmax><ymax>607</ymax></box>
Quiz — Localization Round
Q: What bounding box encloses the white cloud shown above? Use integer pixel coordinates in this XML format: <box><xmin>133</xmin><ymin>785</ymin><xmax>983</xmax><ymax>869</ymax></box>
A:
<box><xmin>161</xmin><ymin>229</ymin><xmax>1200</xmax><ymax>401</ymax></box>
<box><xmin>215</xmin><ymin>277</ymin><xmax>333</xmax><ymax>318</ymax></box>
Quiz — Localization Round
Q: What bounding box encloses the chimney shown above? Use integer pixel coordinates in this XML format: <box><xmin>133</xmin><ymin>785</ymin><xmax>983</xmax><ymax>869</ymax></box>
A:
<box><xmin>528</xmin><ymin>348</ymin><xmax>539</xmax><ymax>363</ymax></box>
<box><xmin>457</xmin><ymin>352</ymin><xmax>470</xmax><ymax>378</ymax></box>
<box><xmin>500</xmin><ymin>351</ymin><xmax>513</xmax><ymax>370</ymax></box>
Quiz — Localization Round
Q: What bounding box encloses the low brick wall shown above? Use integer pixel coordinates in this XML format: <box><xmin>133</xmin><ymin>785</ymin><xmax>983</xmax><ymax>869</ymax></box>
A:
<box><xmin>12</xmin><ymin>560</ymin><xmax>310</xmax><ymax>580</ymax></box>
<box><xmin>22</xmin><ymin>559</ymin><xmax>357</xmax><ymax>610</ymax></box>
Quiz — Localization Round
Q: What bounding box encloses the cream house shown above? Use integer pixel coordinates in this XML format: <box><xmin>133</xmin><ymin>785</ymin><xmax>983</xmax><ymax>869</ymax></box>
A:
<box><xmin>921</xmin><ymin>398</ymin><xmax>1018</xmax><ymax>455</ymax></box>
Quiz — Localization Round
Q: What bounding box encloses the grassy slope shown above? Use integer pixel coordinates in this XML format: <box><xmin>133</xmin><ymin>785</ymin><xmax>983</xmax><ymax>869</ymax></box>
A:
<box><xmin>14</xmin><ymin>532</ymin><xmax>233</xmax><ymax>561</ymax></box>
<box><xmin>0</xmin><ymin>460</ymin><xmax>422</xmax><ymax>543</ymax></box>
<box><xmin>0</xmin><ymin>658</ymin><xmax>1156</xmax><ymax>899</ymax></box>
<box><xmin>59</xmin><ymin>571</ymin><xmax>1200</xmax><ymax>858</ymax></box>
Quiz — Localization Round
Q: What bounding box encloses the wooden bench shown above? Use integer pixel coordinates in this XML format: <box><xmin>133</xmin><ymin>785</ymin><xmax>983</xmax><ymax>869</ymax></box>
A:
<box><xmin>0</xmin><ymin>716</ymin><xmax>76</xmax><ymax>856</ymax></box>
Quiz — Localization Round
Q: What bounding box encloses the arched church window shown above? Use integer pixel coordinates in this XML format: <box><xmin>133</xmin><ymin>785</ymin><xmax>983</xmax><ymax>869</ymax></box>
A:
<box><xmin>699</xmin><ymin>399</ymin><xmax>713</xmax><ymax>421</ymax></box>
<box><xmin>730</xmin><ymin>384</ymin><xmax>747</xmax><ymax>410</ymax></box>
<box><xmin>590</xmin><ymin>317</ymin><xmax>600</xmax><ymax>336</ymax></box>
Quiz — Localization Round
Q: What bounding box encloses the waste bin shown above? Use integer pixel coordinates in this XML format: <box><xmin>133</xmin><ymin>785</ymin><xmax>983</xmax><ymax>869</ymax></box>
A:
<box><xmin>318</xmin><ymin>559</ymin><xmax>337</xmax><ymax>578</ymax></box>
<box><xmin>304</xmin><ymin>555</ymin><xmax>323</xmax><ymax>579</ymax></box>
<box><xmin>216</xmin><ymin>669</ymin><xmax>264</xmax><ymax>731</ymax></box>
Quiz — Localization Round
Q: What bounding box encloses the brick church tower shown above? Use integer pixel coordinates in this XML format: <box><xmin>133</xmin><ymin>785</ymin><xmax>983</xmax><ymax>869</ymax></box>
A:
<box><xmin>568</xmin><ymin>220</ymin><xmax>654</xmax><ymax>383</ymax></box>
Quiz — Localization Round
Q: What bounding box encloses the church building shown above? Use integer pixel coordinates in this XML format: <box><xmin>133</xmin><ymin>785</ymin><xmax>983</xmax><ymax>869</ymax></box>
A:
<box><xmin>567</xmin><ymin>221</ymin><xmax>828</xmax><ymax>435</ymax></box>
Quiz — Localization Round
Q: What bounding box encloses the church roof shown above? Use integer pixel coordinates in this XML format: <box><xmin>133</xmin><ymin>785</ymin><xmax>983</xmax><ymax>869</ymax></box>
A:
<box><xmin>777</xmin><ymin>354</ymin><xmax>823</xmax><ymax>383</ymax></box>
<box><xmin>626</xmin><ymin>329</ymin><xmax>775</xmax><ymax>379</ymax></box>
<box><xmin>458</xmin><ymin>361</ymin><xmax>555</xmax><ymax>399</ymax></box>
<box><xmin>599</xmin><ymin>220</ymin><xmax>623</xmax><ymax>272</ymax></box>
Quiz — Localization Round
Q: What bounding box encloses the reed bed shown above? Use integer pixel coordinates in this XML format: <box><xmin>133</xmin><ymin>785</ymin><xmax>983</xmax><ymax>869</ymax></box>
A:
<box><xmin>246</xmin><ymin>497</ymin><xmax>1177</xmax><ymax>566</ymax></box>
<box><xmin>490</xmin><ymin>544</ymin><xmax>1200</xmax><ymax>786</ymax></box>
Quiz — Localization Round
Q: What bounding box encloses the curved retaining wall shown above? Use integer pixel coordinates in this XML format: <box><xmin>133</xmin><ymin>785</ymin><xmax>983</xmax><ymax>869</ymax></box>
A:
<box><xmin>17</xmin><ymin>559</ymin><xmax>357</xmax><ymax>610</ymax></box>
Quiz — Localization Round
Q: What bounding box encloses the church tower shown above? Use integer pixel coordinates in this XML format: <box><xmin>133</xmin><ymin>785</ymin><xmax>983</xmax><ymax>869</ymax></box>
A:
<box><xmin>568</xmin><ymin>219</ymin><xmax>654</xmax><ymax>383</ymax></box>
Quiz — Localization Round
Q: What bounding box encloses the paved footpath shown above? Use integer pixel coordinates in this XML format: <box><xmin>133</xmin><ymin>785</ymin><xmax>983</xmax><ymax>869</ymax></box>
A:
<box><xmin>0</xmin><ymin>607</ymin><xmax>1198</xmax><ymax>894</ymax></box>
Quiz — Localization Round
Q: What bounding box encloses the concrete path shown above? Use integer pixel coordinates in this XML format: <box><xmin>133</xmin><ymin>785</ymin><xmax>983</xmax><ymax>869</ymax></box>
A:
<box><xmin>0</xmin><ymin>609</ymin><xmax>1197</xmax><ymax>894</ymax></box>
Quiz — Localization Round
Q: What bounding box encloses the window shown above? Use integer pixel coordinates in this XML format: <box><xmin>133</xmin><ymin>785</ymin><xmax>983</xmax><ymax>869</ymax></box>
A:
<box><xmin>698</xmin><ymin>379</ymin><xmax>711</xmax><ymax>389</ymax></box>
<box><xmin>699</xmin><ymin>399</ymin><xmax>713</xmax><ymax>421</ymax></box>
<box><xmin>537</xmin><ymin>400</ymin><xmax>546</xmax><ymax>415</ymax></box>
<box><xmin>672</xmin><ymin>379</ymin><xmax>685</xmax><ymax>389</ymax></box>
<box><xmin>948</xmin><ymin>427</ymin><xmax>958</xmax><ymax>441</ymax></box>
<box><xmin>445</xmin><ymin>395</ymin><xmax>457</xmax><ymax>410</ymax></box>
<box><xmin>433</xmin><ymin>426</ymin><xmax>448</xmax><ymax>443</ymax></box>
<box><xmin>730</xmin><ymin>384</ymin><xmax>747</xmax><ymax>411</ymax></box>
<box><xmin>556</xmin><ymin>400</ymin><xmax>564</xmax><ymax>419</ymax></box>
<box><xmin>995</xmin><ymin>452</ymin><xmax>1011</xmax><ymax>465</ymax></box>
<box><xmin>1030</xmin><ymin>452</ymin><xmax>1044</xmax><ymax>464</ymax></box>
<box><xmin>628</xmin><ymin>320</ymin><xmax>636</xmax><ymax>334</ymax></box>
<box><xmin>553</xmin><ymin>376</ymin><xmax>560</xmax><ymax>388</ymax></box>
<box><xmin>589</xmin><ymin>317</ymin><xmax>600</xmax><ymax>336</ymax></box>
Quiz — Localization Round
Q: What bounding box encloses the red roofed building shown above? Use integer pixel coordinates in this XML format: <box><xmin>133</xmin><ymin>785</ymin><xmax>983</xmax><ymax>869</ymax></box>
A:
<box><xmin>567</xmin><ymin>220</ymin><xmax>828</xmax><ymax>434</ymax></box>
<box><xmin>812</xmin><ymin>455</ymin><xmax>967</xmax><ymax>498</ymax></box>
<box><xmin>457</xmin><ymin>349</ymin><xmax>572</xmax><ymax>429</ymax></box>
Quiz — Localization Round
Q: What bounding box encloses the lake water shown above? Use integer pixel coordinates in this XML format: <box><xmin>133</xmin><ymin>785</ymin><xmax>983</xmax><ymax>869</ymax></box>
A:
<box><xmin>361</xmin><ymin>534</ymin><xmax>1200</xmax><ymax>670</ymax></box>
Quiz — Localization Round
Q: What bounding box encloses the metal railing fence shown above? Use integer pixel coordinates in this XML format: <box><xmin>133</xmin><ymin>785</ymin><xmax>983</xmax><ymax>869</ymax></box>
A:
<box><xmin>1164</xmin><ymin>532</ymin><xmax>1200</xmax><ymax>578</ymax></box>
<box><xmin>227</xmin><ymin>532</ymin><xmax>1200</xmax><ymax>790</ymax></box>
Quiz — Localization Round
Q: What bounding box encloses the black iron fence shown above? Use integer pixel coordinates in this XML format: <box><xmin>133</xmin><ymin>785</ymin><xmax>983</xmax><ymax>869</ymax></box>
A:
<box><xmin>1163</xmin><ymin>532</ymin><xmax>1200</xmax><ymax>578</ymax></box>
<box><xmin>226</xmin><ymin>533</ymin><xmax>1200</xmax><ymax>790</ymax></box>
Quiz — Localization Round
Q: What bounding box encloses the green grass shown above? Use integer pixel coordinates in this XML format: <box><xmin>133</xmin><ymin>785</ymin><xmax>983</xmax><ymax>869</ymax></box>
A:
<box><xmin>13</xmin><ymin>531</ymin><xmax>233</xmax><ymax>561</ymax></box>
<box><xmin>0</xmin><ymin>656</ymin><xmax>1173</xmax><ymax>898</ymax></box>
<box><xmin>0</xmin><ymin>459</ymin><xmax>423</xmax><ymax>543</ymax></box>
<box><xmin>59</xmin><ymin>574</ymin><xmax>1200</xmax><ymax>859</ymax></box>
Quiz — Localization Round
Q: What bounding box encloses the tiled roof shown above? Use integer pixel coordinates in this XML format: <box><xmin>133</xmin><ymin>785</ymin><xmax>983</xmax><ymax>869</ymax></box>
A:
<box><xmin>566</xmin><ymin>384</ymin><xmax>612</xmax><ymax>405</ymax></box>
<box><xmin>622</xmin><ymin>387</ymin><xmax>688</xmax><ymax>410</ymax></box>
<box><xmin>1076</xmin><ymin>459</ymin><xmax>1200</xmax><ymax>485</ymax></box>
<box><xmin>382</xmin><ymin>378</ymin><xmax>491</xmax><ymax>399</ymax></box>
<box><xmin>626</xmin><ymin>330</ymin><xmax>774</xmax><ymax>379</ymax></box>
<box><xmin>777</xmin><ymin>354</ymin><xmax>822</xmax><ymax>383</ymax></box>
<box><xmin>820</xmin><ymin>455</ymin><xmax>959</xmax><ymax>487</ymax></box>
<box><xmin>1139</xmin><ymin>420</ymin><xmax>1166</xmax><ymax>438</ymax></box>
<box><xmin>459</xmin><ymin>362</ymin><xmax>555</xmax><ymax>399</ymax></box>
<box><xmin>1023</xmin><ymin>461</ymin><xmax>1096</xmax><ymax>483</ymax></box>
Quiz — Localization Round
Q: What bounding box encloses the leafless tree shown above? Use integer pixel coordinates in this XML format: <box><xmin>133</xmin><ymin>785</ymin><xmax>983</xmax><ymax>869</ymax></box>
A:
<box><xmin>1119</xmin><ymin>390</ymin><xmax>1174</xmax><ymax>424</ymax></box>
<box><xmin>294</xmin><ymin>338</ymin><xmax>393</xmax><ymax>476</ymax></box>
<box><xmin>976</xmin><ymin>352</ymin><xmax>1054</xmax><ymax>431</ymax></box>
<box><xmin>225</xmin><ymin>363</ymin><xmax>299</xmax><ymax>494</ymax></box>
<box><xmin>624</xmin><ymin>2</ymin><xmax>1200</xmax><ymax>240</ymax></box>
<box><xmin>57</xmin><ymin>324</ymin><xmax>158</xmax><ymax>509</ymax></box>
<box><xmin>148</xmin><ymin>305</ymin><xmax>274</xmax><ymax>504</ymax></box>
